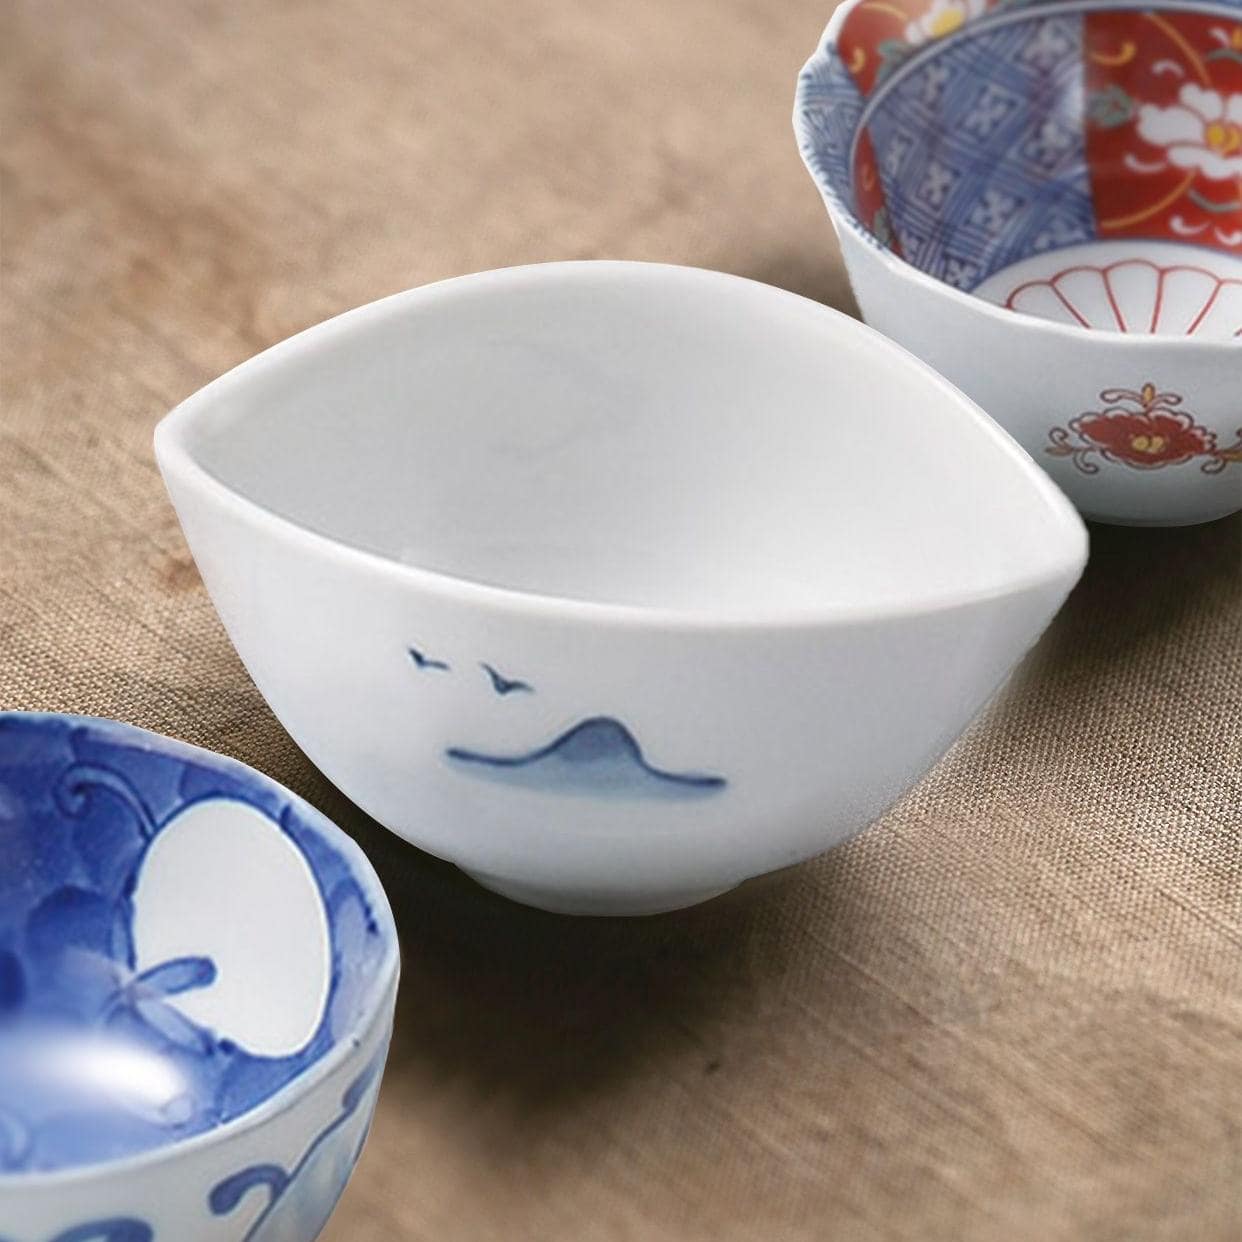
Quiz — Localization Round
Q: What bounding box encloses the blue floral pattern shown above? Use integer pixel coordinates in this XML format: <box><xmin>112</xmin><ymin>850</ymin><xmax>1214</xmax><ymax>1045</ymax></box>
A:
<box><xmin>0</xmin><ymin>714</ymin><xmax>391</xmax><ymax>1176</ymax></box>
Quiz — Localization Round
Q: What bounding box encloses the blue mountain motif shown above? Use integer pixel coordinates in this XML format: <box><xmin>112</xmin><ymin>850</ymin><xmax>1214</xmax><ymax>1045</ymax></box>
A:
<box><xmin>445</xmin><ymin>717</ymin><xmax>726</xmax><ymax>799</ymax></box>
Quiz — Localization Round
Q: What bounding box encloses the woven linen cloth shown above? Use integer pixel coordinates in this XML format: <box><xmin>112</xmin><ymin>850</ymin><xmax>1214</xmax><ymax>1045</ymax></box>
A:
<box><xmin>2</xmin><ymin>2</ymin><xmax>1240</xmax><ymax>1238</ymax></box>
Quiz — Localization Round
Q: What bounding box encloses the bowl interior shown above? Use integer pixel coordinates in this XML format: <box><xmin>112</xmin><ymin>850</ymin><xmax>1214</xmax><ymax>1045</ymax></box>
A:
<box><xmin>797</xmin><ymin>0</ymin><xmax>1242</xmax><ymax>337</ymax></box>
<box><xmin>176</xmin><ymin>264</ymin><xmax>1080</xmax><ymax>618</ymax></box>
<box><xmin>0</xmin><ymin>714</ymin><xmax>394</xmax><ymax>1175</ymax></box>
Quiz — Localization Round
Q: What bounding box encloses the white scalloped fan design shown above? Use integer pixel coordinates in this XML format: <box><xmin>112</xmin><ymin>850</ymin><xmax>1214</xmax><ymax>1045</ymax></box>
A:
<box><xmin>1005</xmin><ymin>259</ymin><xmax>1242</xmax><ymax>337</ymax></box>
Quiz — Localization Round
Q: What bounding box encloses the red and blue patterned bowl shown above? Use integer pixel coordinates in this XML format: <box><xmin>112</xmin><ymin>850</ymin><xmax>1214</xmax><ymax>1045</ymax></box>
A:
<box><xmin>795</xmin><ymin>0</ymin><xmax>1241</xmax><ymax>526</ymax></box>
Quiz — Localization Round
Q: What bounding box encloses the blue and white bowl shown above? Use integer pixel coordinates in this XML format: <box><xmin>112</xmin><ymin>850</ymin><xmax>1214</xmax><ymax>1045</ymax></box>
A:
<box><xmin>155</xmin><ymin>262</ymin><xmax>1085</xmax><ymax>918</ymax></box>
<box><xmin>0</xmin><ymin>713</ymin><xmax>399</xmax><ymax>1242</ymax></box>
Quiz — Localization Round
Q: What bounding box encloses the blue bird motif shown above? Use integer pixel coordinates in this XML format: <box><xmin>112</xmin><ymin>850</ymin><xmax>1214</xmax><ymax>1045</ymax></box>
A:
<box><xmin>481</xmin><ymin>663</ymin><xmax>533</xmax><ymax>695</ymax></box>
<box><xmin>407</xmin><ymin>646</ymin><xmax>449</xmax><ymax>672</ymax></box>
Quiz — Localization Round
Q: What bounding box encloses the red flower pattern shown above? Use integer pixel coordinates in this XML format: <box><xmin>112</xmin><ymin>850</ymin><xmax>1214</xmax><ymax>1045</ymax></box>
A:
<box><xmin>1047</xmin><ymin>384</ymin><xmax>1242</xmax><ymax>475</ymax></box>
<box><xmin>1075</xmin><ymin>397</ymin><xmax>1214</xmax><ymax>467</ymax></box>
<box><xmin>1085</xmin><ymin>10</ymin><xmax>1242</xmax><ymax>252</ymax></box>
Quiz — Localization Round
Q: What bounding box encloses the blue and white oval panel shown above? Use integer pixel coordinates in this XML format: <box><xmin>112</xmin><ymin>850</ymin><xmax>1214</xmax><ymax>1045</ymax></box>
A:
<box><xmin>130</xmin><ymin>798</ymin><xmax>331</xmax><ymax>1059</ymax></box>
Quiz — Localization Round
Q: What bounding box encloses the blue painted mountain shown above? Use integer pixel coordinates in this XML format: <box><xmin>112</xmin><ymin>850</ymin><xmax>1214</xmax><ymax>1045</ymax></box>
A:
<box><xmin>445</xmin><ymin>717</ymin><xmax>726</xmax><ymax>799</ymax></box>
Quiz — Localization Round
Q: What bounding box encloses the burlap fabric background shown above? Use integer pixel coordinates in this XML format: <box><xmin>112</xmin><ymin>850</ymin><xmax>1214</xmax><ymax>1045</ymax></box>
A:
<box><xmin>3</xmin><ymin>2</ymin><xmax>1240</xmax><ymax>1238</ymax></box>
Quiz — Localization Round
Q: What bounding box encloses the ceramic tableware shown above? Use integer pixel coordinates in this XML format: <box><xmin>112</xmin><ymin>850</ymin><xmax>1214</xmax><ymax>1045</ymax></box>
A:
<box><xmin>155</xmin><ymin>261</ymin><xmax>1087</xmax><ymax>916</ymax></box>
<box><xmin>795</xmin><ymin>0</ymin><xmax>1242</xmax><ymax>526</ymax></box>
<box><xmin>0</xmin><ymin>713</ymin><xmax>399</xmax><ymax>1242</ymax></box>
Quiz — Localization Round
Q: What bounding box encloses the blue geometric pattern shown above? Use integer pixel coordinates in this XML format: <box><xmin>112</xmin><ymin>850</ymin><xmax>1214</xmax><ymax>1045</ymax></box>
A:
<box><xmin>795</xmin><ymin>48</ymin><xmax>877</xmax><ymax>248</ymax></box>
<box><xmin>865</xmin><ymin>12</ymin><xmax>1096</xmax><ymax>288</ymax></box>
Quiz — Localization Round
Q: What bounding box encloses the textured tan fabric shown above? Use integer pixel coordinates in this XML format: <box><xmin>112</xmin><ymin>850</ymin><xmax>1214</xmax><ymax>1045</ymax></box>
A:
<box><xmin>3</xmin><ymin>2</ymin><xmax>1241</xmax><ymax>1239</ymax></box>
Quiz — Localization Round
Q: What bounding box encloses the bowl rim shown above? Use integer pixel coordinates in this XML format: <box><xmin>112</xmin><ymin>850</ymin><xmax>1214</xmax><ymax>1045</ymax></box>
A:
<box><xmin>154</xmin><ymin>260</ymin><xmax>1087</xmax><ymax>629</ymax></box>
<box><xmin>792</xmin><ymin>0</ymin><xmax>1239</xmax><ymax>354</ymax></box>
<box><xmin>0</xmin><ymin>711</ymin><xmax>400</xmax><ymax>1189</ymax></box>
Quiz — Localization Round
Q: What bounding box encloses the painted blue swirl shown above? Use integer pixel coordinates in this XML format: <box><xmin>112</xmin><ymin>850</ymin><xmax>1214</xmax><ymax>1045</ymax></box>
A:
<box><xmin>209</xmin><ymin>1052</ymin><xmax>385</xmax><ymax>1241</ymax></box>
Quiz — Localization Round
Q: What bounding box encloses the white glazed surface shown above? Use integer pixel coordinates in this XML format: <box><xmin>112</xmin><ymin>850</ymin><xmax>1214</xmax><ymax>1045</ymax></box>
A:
<box><xmin>155</xmin><ymin>262</ymin><xmax>1087</xmax><ymax>915</ymax></box>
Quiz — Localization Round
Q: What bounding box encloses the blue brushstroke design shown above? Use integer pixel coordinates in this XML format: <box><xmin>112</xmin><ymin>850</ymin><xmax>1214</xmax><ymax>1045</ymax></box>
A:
<box><xmin>132</xmin><ymin>955</ymin><xmax>217</xmax><ymax>997</ymax></box>
<box><xmin>208</xmin><ymin>1163</ymin><xmax>290</xmax><ymax>1218</ymax></box>
<box><xmin>445</xmin><ymin>717</ymin><xmax>726</xmax><ymax>799</ymax></box>
<box><xmin>480</xmin><ymin>663</ymin><xmax>533</xmax><ymax>696</ymax></box>
<box><xmin>209</xmin><ymin>1051</ymin><xmax>385</xmax><ymax>1241</ymax></box>
<box><xmin>407</xmin><ymin>646</ymin><xmax>449</xmax><ymax>671</ymax></box>
<box><xmin>47</xmin><ymin>1222</ymin><xmax>153</xmax><ymax>1242</ymax></box>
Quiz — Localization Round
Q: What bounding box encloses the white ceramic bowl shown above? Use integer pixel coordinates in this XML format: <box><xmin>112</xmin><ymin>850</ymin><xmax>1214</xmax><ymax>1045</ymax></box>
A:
<box><xmin>155</xmin><ymin>261</ymin><xmax>1086</xmax><ymax>916</ymax></box>
<box><xmin>0</xmin><ymin>713</ymin><xmax>399</xmax><ymax>1242</ymax></box>
<box><xmin>795</xmin><ymin>0</ymin><xmax>1242</xmax><ymax>527</ymax></box>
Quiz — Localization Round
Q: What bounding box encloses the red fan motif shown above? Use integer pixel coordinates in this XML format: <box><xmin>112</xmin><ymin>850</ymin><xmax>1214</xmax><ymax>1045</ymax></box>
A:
<box><xmin>1004</xmin><ymin>258</ymin><xmax>1242</xmax><ymax>336</ymax></box>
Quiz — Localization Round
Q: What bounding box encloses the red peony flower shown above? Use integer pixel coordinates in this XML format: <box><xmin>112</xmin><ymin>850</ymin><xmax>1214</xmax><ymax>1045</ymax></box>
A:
<box><xmin>1069</xmin><ymin>386</ymin><xmax>1217</xmax><ymax>469</ymax></box>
